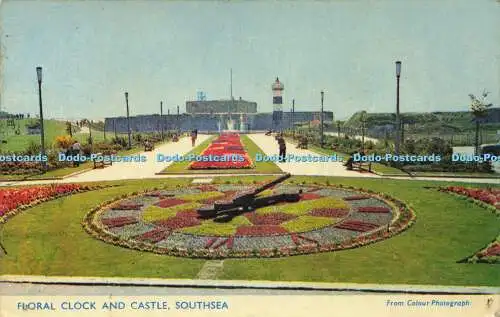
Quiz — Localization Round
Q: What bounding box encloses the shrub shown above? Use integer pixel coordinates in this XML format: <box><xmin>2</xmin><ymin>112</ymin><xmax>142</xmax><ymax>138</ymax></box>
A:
<box><xmin>54</xmin><ymin>135</ymin><xmax>74</xmax><ymax>149</ymax></box>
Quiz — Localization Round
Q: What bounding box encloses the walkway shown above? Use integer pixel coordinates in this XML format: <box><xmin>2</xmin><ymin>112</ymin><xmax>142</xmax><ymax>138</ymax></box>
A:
<box><xmin>0</xmin><ymin>135</ymin><xmax>209</xmax><ymax>186</ymax></box>
<box><xmin>248</xmin><ymin>134</ymin><xmax>378</xmax><ymax>178</ymax></box>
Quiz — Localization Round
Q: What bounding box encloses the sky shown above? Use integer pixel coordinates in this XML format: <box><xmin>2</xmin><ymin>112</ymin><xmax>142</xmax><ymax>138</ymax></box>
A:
<box><xmin>0</xmin><ymin>0</ymin><xmax>499</xmax><ymax>120</ymax></box>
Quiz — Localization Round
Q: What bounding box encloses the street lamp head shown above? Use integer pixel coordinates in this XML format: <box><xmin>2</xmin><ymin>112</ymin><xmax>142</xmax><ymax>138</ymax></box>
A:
<box><xmin>395</xmin><ymin>61</ymin><xmax>402</xmax><ymax>77</ymax></box>
<box><xmin>125</xmin><ymin>92</ymin><xmax>128</xmax><ymax>98</ymax></box>
<box><xmin>36</xmin><ymin>67</ymin><xmax>42</xmax><ymax>83</ymax></box>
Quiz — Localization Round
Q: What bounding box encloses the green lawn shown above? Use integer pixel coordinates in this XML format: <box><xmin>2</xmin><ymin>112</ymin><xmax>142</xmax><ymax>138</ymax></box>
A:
<box><xmin>0</xmin><ymin>176</ymin><xmax>498</xmax><ymax>286</ymax></box>
<box><xmin>0</xmin><ymin>119</ymin><xmax>129</xmax><ymax>153</ymax></box>
<box><xmin>159</xmin><ymin>134</ymin><xmax>282</xmax><ymax>174</ymax></box>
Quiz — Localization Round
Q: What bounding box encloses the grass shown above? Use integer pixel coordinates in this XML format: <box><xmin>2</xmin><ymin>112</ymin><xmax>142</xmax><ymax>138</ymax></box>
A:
<box><xmin>159</xmin><ymin>134</ymin><xmax>282</xmax><ymax>174</ymax></box>
<box><xmin>0</xmin><ymin>176</ymin><xmax>498</xmax><ymax>286</ymax></box>
<box><xmin>0</xmin><ymin>119</ymin><xmax>126</xmax><ymax>153</ymax></box>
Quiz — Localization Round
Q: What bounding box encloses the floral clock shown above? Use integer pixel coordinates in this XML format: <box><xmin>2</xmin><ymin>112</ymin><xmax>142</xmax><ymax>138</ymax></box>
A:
<box><xmin>83</xmin><ymin>183</ymin><xmax>415</xmax><ymax>258</ymax></box>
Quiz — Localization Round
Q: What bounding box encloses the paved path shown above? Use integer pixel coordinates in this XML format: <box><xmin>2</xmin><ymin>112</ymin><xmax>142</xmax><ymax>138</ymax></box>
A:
<box><xmin>248</xmin><ymin>134</ymin><xmax>379</xmax><ymax>178</ymax></box>
<box><xmin>0</xmin><ymin>136</ymin><xmax>209</xmax><ymax>186</ymax></box>
<box><xmin>58</xmin><ymin>135</ymin><xmax>210</xmax><ymax>183</ymax></box>
<box><xmin>248</xmin><ymin>134</ymin><xmax>500</xmax><ymax>184</ymax></box>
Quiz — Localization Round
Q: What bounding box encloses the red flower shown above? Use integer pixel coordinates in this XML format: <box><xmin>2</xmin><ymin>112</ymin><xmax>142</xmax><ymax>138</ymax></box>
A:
<box><xmin>0</xmin><ymin>184</ymin><xmax>83</xmax><ymax>217</ymax></box>
<box><xmin>189</xmin><ymin>133</ymin><xmax>253</xmax><ymax>169</ymax></box>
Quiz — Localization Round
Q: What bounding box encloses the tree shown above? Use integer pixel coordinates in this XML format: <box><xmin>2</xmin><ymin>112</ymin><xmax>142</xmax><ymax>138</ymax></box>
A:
<box><xmin>65</xmin><ymin>121</ymin><xmax>73</xmax><ymax>137</ymax></box>
<box><xmin>469</xmin><ymin>91</ymin><xmax>492</xmax><ymax>155</ymax></box>
<box><xmin>359</xmin><ymin>111</ymin><xmax>367</xmax><ymax>151</ymax></box>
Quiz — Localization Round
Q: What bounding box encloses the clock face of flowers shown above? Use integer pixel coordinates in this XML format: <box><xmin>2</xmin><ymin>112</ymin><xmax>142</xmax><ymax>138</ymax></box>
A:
<box><xmin>86</xmin><ymin>184</ymin><xmax>414</xmax><ymax>258</ymax></box>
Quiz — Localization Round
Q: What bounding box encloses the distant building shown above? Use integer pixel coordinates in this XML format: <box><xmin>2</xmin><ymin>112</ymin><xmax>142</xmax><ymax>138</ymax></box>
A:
<box><xmin>186</xmin><ymin>98</ymin><xmax>257</xmax><ymax>114</ymax></box>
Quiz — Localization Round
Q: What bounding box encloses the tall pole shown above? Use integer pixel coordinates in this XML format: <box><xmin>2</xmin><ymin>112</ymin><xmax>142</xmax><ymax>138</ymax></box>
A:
<box><xmin>395</xmin><ymin>61</ymin><xmax>401</xmax><ymax>156</ymax></box>
<box><xmin>113</xmin><ymin>119</ymin><xmax>117</xmax><ymax>138</ymax></box>
<box><xmin>320</xmin><ymin>91</ymin><xmax>324</xmax><ymax>147</ymax></box>
<box><xmin>230</xmin><ymin>68</ymin><xmax>233</xmax><ymax>122</ymax></box>
<box><xmin>160</xmin><ymin>101</ymin><xmax>164</xmax><ymax>139</ymax></box>
<box><xmin>88</xmin><ymin>120</ymin><xmax>93</xmax><ymax>152</ymax></box>
<box><xmin>167</xmin><ymin>109</ymin><xmax>170</xmax><ymax>132</ymax></box>
<box><xmin>125</xmin><ymin>92</ymin><xmax>131</xmax><ymax>149</ymax></box>
<box><xmin>36</xmin><ymin>67</ymin><xmax>46</xmax><ymax>171</ymax></box>
<box><xmin>291</xmin><ymin>99</ymin><xmax>295</xmax><ymax>133</ymax></box>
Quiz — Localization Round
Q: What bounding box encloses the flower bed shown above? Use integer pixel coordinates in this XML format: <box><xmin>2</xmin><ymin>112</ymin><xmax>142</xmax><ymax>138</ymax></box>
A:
<box><xmin>83</xmin><ymin>182</ymin><xmax>415</xmax><ymax>259</ymax></box>
<box><xmin>335</xmin><ymin>220</ymin><xmax>379</xmax><ymax>232</ymax></box>
<box><xmin>189</xmin><ymin>133</ymin><xmax>253</xmax><ymax>169</ymax></box>
<box><xmin>0</xmin><ymin>184</ymin><xmax>102</xmax><ymax>223</ymax></box>
<box><xmin>102</xmin><ymin>216</ymin><xmax>138</xmax><ymax>228</ymax></box>
<box><xmin>245</xmin><ymin>212</ymin><xmax>296</xmax><ymax>225</ymax></box>
<box><xmin>235</xmin><ymin>225</ymin><xmax>289</xmax><ymax>236</ymax></box>
<box><xmin>281</xmin><ymin>216</ymin><xmax>338</xmax><ymax>233</ymax></box>
<box><xmin>357</xmin><ymin>206</ymin><xmax>391</xmax><ymax>213</ymax></box>
<box><xmin>442</xmin><ymin>186</ymin><xmax>500</xmax><ymax>210</ymax></box>
<box><xmin>135</xmin><ymin>228</ymin><xmax>171</xmax><ymax>243</ymax></box>
<box><xmin>309</xmin><ymin>208</ymin><xmax>349</xmax><ymax>218</ymax></box>
<box><xmin>155</xmin><ymin>198</ymin><xmax>186</xmax><ymax>208</ymax></box>
<box><xmin>155</xmin><ymin>213</ymin><xmax>201</xmax><ymax>230</ymax></box>
<box><xmin>343</xmin><ymin>195</ymin><xmax>370</xmax><ymax>201</ymax></box>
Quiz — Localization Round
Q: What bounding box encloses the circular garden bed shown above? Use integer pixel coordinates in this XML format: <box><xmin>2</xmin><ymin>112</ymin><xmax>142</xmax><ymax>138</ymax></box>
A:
<box><xmin>83</xmin><ymin>183</ymin><xmax>415</xmax><ymax>258</ymax></box>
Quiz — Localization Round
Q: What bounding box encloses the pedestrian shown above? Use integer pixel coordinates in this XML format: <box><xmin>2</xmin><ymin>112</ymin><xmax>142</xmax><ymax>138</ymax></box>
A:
<box><xmin>71</xmin><ymin>140</ymin><xmax>82</xmax><ymax>167</ymax></box>
<box><xmin>191</xmin><ymin>129</ymin><xmax>197</xmax><ymax>147</ymax></box>
<box><xmin>277</xmin><ymin>133</ymin><xmax>286</xmax><ymax>162</ymax></box>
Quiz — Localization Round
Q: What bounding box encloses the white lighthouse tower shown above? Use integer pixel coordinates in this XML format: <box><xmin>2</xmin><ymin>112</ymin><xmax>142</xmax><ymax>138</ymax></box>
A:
<box><xmin>272</xmin><ymin>77</ymin><xmax>284</xmax><ymax>131</ymax></box>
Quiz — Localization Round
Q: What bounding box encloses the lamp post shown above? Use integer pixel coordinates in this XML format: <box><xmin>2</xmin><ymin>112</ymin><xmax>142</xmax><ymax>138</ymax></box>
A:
<box><xmin>36</xmin><ymin>67</ymin><xmax>47</xmax><ymax>171</ymax></box>
<box><xmin>125</xmin><ymin>92</ymin><xmax>131</xmax><ymax>149</ymax></box>
<box><xmin>291</xmin><ymin>99</ymin><xmax>295</xmax><ymax>134</ymax></box>
<box><xmin>160</xmin><ymin>101</ymin><xmax>164</xmax><ymax>140</ymax></box>
<box><xmin>177</xmin><ymin>105</ymin><xmax>180</xmax><ymax>132</ymax></box>
<box><xmin>395</xmin><ymin>61</ymin><xmax>401</xmax><ymax>156</ymax></box>
<box><xmin>320</xmin><ymin>90</ymin><xmax>324</xmax><ymax>148</ymax></box>
<box><xmin>167</xmin><ymin>109</ymin><xmax>170</xmax><ymax>133</ymax></box>
<box><xmin>88</xmin><ymin>119</ymin><xmax>93</xmax><ymax>152</ymax></box>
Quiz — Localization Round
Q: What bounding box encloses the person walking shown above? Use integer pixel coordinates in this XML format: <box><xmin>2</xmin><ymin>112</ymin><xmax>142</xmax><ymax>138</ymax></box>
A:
<box><xmin>191</xmin><ymin>129</ymin><xmax>198</xmax><ymax>147</ymax></box>
<box><xmin>71</xmin><ymin>140</ymin><xmax>82</xmax><ymax>167</ymax></box>
<box><xmin>277</xmin><ymin>133</ymin><xmax>286</xmax><ymax>162</ymax></box>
